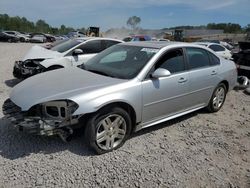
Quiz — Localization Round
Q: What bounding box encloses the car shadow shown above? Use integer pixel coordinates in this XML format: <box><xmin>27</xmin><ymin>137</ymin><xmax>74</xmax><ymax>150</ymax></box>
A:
<box><xmin>5</xmin><ymin>79</ymin><xmax>22</xmax><ymax>88</ymax></box>
<box><xmin>0</xmin><ymin>110</ymin><xmax>201</xmax><ymax>160</ymax></box>
<box><xmin>0</xmin><ymin>117</ymin><xmax>93</xmax><ymax>160</ymax></box>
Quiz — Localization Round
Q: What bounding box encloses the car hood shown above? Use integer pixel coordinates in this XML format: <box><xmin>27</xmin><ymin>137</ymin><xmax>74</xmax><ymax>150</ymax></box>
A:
<box><xmin>10</xmin><ymin>67</ymin><xmax>126</xmax><ymax>111</ymax></box>
<box><xmin>23</xmin><ymin>45</ymin><xmax>62</xmax><ymax>61</ymax></box>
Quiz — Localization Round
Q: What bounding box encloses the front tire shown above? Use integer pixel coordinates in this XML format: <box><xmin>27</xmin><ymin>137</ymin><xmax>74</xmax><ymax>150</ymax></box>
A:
<box><xmin>207</xmin><ymin>83</ymin><xmax>227</xmax><ymax>112</ymax></box>
<box><xmin>85</xmin><ymin>107</ymin><xmax>132</xmax><ymax>154</ymax></box>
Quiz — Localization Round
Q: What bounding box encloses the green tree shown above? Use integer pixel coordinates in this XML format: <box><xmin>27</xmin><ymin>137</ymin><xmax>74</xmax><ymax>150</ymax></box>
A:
<box><xmin>244</xmin><ymin>24</ymin><xmax>250</xmax><ymax>33</ymax></box>
<box><xmin>36</xmin><ymin>19</ymin><xmax>50</xmax><ymax>33</ymax></box>
<box><xmin>127</xmin><ymin>16</ymin><xmax>141</xmax><ymax>30</ymax></box>
<box><xmin>207</xmin><ymin>23</ymin><xmax>242</xmax><ymax>33</ymax></box>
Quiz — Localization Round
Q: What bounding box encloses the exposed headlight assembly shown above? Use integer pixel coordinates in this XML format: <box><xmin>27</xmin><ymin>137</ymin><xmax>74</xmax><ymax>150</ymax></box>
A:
<box><xmin>41</xmin><ymin>100</ymin><xmax>79</xmax><ymax>120</ymax></box>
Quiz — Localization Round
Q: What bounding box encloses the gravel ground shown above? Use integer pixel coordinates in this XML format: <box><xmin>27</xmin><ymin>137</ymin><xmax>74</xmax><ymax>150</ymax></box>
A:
<box><xmin>0</xmin><ymin>42</ymin><xmax>250</xmax><ymax>188</ymax></box>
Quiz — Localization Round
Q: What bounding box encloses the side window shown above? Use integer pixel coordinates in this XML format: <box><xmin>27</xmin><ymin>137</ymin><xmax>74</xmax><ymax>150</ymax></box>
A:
<box><xmin>155</xmin><ymin>48</ymin><xmax>185</xmax><ymax>74</ymax></box>
<box><xmin>209</xmin><ymin>44</ymin><xmax>225</xmax><ymax>52</ymax></box>
<box><xmin>101</xmin><ymin>40</ymin><xmax>121</xmax><ymax>51</ymax></box>
<box><xmin>104</xmin><ymin>40</ymin><xmax>121</xmax><ymax>48</ymax></box>
<box><xmin>208</xmin><ymin>52</ymin><xmax>220</xmax><ymax>66</ymax></box>
<box><xmin>186</xmin><ymin>48</ymin><xmax>210</xmax><ymax>69</ymax></box>
<box><xmin>79</xmin><ymin>40</ymin><xmax>102</xmax><ymax>54</ymax></box>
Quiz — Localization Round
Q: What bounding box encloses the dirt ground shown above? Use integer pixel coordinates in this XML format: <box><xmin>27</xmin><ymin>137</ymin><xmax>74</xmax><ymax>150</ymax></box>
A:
<box><xmin>0</xmin><ymin>42</ymin><xmax>249</xmax><ymax>188</ymax></box>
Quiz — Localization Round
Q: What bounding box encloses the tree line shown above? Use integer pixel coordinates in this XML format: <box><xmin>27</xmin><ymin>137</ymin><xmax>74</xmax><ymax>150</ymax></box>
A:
<box><xmin>1</xmin><ymin>14</ymin><xmax>250</xmax><ymax>35</ymax></box>
<box><xmin>0</xmin><ymin>14</ymin><xmax>86</xmax><ymax>35</ymax></box>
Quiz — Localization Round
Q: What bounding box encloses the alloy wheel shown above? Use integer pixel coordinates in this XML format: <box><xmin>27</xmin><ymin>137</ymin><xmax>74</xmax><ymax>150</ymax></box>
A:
<box><xmin>212</xmin><ymin>86</ymin><xmax>225</xmax><ymax>109</ymax></box>
<box><xmin>96</xmin><ymin>114</ymin><xmax>127</xmax><ymax>150</ymax></box>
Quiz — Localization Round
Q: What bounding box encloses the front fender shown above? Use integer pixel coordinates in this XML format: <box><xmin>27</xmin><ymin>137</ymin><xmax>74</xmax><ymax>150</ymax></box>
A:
<box><xmin>72</xmin><ymin>83</ymin><xmax>142</xmax><ymax>123</ymax></box>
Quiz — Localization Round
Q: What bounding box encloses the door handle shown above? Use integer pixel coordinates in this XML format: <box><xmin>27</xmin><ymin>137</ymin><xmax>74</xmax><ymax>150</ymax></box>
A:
<box><xmin>178</xmin><ymin>77</ymin><xmax>187</xmax><ymax>83</ymax></box>
<box><xmin>211</xmin><ymin>70</ymin><xmax>217</xmax><ymax>75</ymax></box>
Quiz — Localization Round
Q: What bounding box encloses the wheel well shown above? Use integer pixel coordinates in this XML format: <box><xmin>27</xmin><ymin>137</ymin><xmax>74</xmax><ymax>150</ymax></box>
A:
<box><xmin>220</xmin><ymin>80</ymin><xmax>229</xmax><ymax>92</ymax></box>
<box><xmin>47</xmin><ymin>65</ymin><xmax>64</xmax><ymax>70</ymax></box>
<box><xmin>101</xmin><ymin>102</ymin><xmax>137</xmax><ymax>127</ymax></box>
<box><xmin>79</xmin><ymin>102</ymin><xmax>137</xmax><ymax>129</ymax></box>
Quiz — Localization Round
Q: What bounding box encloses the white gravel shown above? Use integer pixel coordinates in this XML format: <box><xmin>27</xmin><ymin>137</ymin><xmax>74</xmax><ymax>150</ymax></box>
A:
<box><xmin>0</xmin><ymin>42</ymin><xmax>250</xmax><ymax>187</ymax></box>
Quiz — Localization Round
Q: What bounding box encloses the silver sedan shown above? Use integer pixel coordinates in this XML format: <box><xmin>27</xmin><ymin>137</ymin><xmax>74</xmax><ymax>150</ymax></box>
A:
<box><xmin>3</xmin><ymin>42</ymin><xmax>237</xmax><ymax>154</ymax></box>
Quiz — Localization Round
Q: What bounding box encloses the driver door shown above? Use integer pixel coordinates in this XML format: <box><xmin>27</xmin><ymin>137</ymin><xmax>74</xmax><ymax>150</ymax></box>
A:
<box><xmin>142</xmin><ymin>48</ymin><xmax>190</xmax><ymax>124</ymax></box>
<box><xmin>69</xmin><ymin>40</ymin><xmax>102</xmax><ymax>66</ymax></box>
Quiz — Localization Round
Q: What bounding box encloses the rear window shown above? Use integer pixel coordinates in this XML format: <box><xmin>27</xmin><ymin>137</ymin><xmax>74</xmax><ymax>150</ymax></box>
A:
<box><xmin>79</xmin><ymin>40</ymin><xmax>102</xmax><ymax>54</ymax></box>
<box><xmin>209</xmin><ymin>44</ymin><xmax>225</xmax><ymax>52</ymax></box>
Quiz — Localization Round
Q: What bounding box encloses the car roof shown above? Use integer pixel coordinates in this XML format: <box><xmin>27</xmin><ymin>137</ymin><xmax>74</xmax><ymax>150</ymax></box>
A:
<box><xmin>195</xmin><ymin>42</ymin><xmax>223</xmax><ymax>46</ymax></box>
<box><xmin>76</xmin><ymin>37</ymin><xmax>123</xmax><ymax>43</ymax></box>
<box><xmin>118</xmin><ymin>41</ymin><xmax>188</xmax><ymax>49</ymax></box>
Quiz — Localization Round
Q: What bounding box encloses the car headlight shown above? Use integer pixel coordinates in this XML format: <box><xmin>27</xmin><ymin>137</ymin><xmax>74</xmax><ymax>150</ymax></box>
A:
<box><xmin>23</xmin><ymin>59</ymin><xmax>45</xmax><ymax>69</ymax></box>
<box><xmin>41</xmin><ymin>100</ymin><xmax>78</xmax><ymax>119</ymax></box>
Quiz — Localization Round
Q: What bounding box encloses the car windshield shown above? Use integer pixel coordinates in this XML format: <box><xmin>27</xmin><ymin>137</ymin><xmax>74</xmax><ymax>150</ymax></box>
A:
<box><xmin>83</xmin><ymin>45</ymin><xmax>159</xmax><ymax>79</ymax></box>
<box><xmin>51</xmin><ymin>39</ymin><xmax>82</xmax><ymax>53</ymax></box>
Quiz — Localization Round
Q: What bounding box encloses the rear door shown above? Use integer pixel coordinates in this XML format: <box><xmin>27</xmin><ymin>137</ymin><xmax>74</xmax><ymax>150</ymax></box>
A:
<box><xmin>184</xmin><ymin>47</ymin><xmax>221</xmax><ymax>108</ymax></box>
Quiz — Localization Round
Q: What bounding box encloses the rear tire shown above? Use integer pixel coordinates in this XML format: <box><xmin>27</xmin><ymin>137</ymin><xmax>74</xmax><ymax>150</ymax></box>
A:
<box><xmin>85</xmin><ymin>107</ymin><xmax>132</xmax><ymax>154</ymax></box>
<box><xmin>206</xmin><ymin>83</ymin><xmax>227</xmax><ymax>112</ymax></box>
<box><xmin>20</xmin><ymin>37</ymin><xmax>25</xmax><ymax>42</ymax></box>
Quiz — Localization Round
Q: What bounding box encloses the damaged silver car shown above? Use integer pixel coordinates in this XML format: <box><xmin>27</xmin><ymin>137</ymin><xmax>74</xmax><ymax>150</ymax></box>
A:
<box><xmin>3</xmin><ymin>42</ymin><xmax>237</xmax><ymax>154</ymax></box>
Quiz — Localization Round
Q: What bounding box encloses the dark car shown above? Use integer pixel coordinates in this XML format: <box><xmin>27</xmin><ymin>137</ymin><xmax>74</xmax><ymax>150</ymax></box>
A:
<box><xmin>123</xmin><ymin>35</ymin><xmax>151</xmax><ymax>42</ymax></box>
<box><xmin>0</xmin><ymin>31</ymin><xmax>20</xmax><ymax>42</ymax></box>
<box><xmin>233</xmin><ymin>41</ymin><xmax>250</xmax><ymax>78</ymax></box>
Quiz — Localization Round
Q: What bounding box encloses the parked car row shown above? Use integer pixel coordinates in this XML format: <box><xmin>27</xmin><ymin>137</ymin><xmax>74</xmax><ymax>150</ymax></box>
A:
<box><xmin>194</xmin><ymin>42</ymin><xmax>233</xmax><ymax>60</ymax></box>
<box><xmin>2</xmin><ymin>38</ymin><xmax>238</xmax><ymax>154</ymax></box>
<box><xmin>0</xmin><ymin>30</ymin><xmax>58</xmax><ymax>43</ymax></box>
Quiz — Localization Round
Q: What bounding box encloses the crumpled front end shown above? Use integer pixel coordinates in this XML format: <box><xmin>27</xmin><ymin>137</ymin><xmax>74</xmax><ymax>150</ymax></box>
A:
<box><xmin>2</xmin><ymin>98</ymin><xmax>81</xmax><ymax>140</ymax></box>
<box><xmin>13</xmin><ymin>59</ymin><xmax>46</xmax><ymax>79</ymax></box>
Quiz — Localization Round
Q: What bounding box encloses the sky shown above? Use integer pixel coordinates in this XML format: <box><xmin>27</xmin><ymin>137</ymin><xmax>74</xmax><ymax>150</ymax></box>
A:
<box><xmin>0</xmin><ymin>0</ymin><xmax>250</xmax><ymax>31</ymax></box>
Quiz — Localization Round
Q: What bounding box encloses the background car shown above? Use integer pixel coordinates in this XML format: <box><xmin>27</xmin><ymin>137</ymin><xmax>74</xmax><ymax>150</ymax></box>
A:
<box><xmin>123</xmin><ymin>35</ymin><xmax>152</xmax><ymax>42</ymax></box>
<box><xmin>233</xmin><ymin>41</ymin><xmax>250</xmax><ymax>77</ymax></box>
<box><xmin>4</xmin><ymin>42</ymin><xmax>237</xmax><ymax>154</ymax></box>
<box><xmin>13</xmin><ymin>37</ymin><xmax>123</xmax><ymax>78</ymax></box>
<box><xmin>67</xmin><ymin>31</ymin><xmax>86</xmax><ymax>38</ymax></box>
<box><xmin>0</xmin><ymin>31</ymin><xmax>20</xmax><ymax>42</ymax></box>
<box><xmin>30</xmin><ymin>34</ymin><xmax>47</xmax><ymax>43</ymax></box>
<box><xmin>195</xmin><ymin>42</ymin><xmax>232</xmax><ymax>60</ymax></box>
<box><xmin>3</xmin><ymin>30</ymin><xmax>30</xmax><ymax>42</ymax></box>
<box><xmin>43</xmin><ymin>38</ymin><xmax>69</xmax><ymax>49</ymax></box>
<box><xmin>30</xmin><ymin>33</ymin><xmax>56</xmax><ymax>42</ymax></box>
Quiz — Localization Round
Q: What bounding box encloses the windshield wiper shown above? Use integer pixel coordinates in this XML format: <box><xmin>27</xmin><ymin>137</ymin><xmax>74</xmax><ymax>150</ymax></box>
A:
<box><xmin>87</xmin><ymin>69</ymin><xmax>114</xmax><ymax>78</ymax></box>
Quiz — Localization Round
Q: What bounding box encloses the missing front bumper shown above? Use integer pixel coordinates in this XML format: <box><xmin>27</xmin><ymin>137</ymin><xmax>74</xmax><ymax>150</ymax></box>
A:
<box><xmin>13</xmin><ymin>61</ymin><xmax>45</xmax><ymax>79</ymax></box>
<box><xmin>2</xmin><ymin>99</ymin><xmax>79</xmax><ymax>137</ymax></box>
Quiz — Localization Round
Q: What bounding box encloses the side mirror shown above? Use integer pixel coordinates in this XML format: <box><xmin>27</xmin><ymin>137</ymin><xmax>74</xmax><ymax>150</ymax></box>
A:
<box><xmin>151</xmin><ymin>68</ymin><xmax>171</xmax><ymax>78</ymax></box>
<box><xmin>73</xmin><ymin>49</ymin><xmax>83</xmax><ymax>55</ymax></box>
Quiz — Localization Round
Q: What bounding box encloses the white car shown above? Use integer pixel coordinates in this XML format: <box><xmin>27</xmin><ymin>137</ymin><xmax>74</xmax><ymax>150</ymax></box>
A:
<box><xmin>13</xmin><ymin>37</ymin><xmax>123</xmax><ymax>78</ymax></box>
<box><xmin>30</xmin><ymin>35</ymin><xmax>47</xmax><ymax>43</ymax></box>
<box><xmin>195</xmin><ymin>42</ymin><xmax>232</xmax><ymax>60</ymax></box>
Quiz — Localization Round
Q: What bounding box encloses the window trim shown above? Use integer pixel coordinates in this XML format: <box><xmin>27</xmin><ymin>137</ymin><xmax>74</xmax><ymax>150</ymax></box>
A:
<box><xmin>144</xmin><ymin>47</ymin><xmax>188</xmax><ymax>80</ymax></box>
